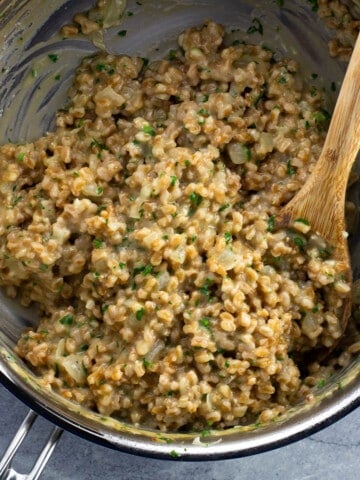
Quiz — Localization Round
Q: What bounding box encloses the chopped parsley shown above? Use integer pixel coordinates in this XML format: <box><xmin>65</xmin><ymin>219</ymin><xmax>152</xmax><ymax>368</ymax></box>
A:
<box><xmin>286</xmin><ymin>160</ymin><xmax>296</xmax><ymax>176</ymax></box>
<box><xmin>313</xmin><ymin>109</ymin><xmax>331</xmax><ymax>128</ymax></box>
<box><xmin>317</xmin><ymin>379</ymin><xmax>326</xmax><ymax>388</ymax></box>
<box><xmin>199</xmin><ymin>278</ymin><xmax>214</xmax><ymax>297</ymax></box>
<box><xmin>48</xmin><ymin>53</ymin><xmax>59</xmax><ymax>63</ymax></box>
<box><xmin>142</xmin><ymin>125</ymin><xmax>156</xmax><ymax>136</ymax></box>
<box><xmin>267</xmin><ymin>215</ymin><xmax>276</xmax><ymax>232</ymax></box>
<box><xmin>310</xmin><ymin>86</ymin><xmax>318</xmax><ymax>97</ymax></box>
<box><xmin>318</xmin><ymin>248</ymin><xmax>331</xmax><ymax>259</ymax></box>
<box><xmin>16</xmin><ymin>153</ymin><xmax>25</xmax><ymax>162</ymax></box>
<box><xmin>293</xmin><ymin>236</ymin><xmax>307</xmax><ymax>249</ymax></box>
<box><xmin>219</xmin><ymin>203</ymin><xmax>230</xmax><ymax>212</ymax></box>
<box><xmin>119</xmin><ymin>262</ymin><xmax>126</xmax><ymax>269</ymax></box>
<box><xmin>143</xmin><ymin>358</ymin><xmax>153</xmax><ymax>368</ymax></box>
<box><xmin>307</xmin><ymin>0</ymin><xmax>319</xmax><ymax>12</ymax></box>
<box><xmin>189</xmin><ymin>192</ymin><xmax>203</xmax><ymax>215</ymax></box>
<box><xmin>224</xmin><ymin>232</ymin><xmax>232</xmax><ymax>244</ymax></box>
<box><xmin>93</xmin><ymin>238</ymin><xmax>104</xmax><ymax>249</ymax></box>
<box><xmin>136</xmin><ymin>308</ymin><xmax>145</xmax><ymax>321</ymax></box>
<box><xmin>242</xmin><ymin>144</ymin><xmax>252</xmax><ymax>161</ymax></box>
<box><xmin>133</xmin><ymin>264</ymin><xmax>154</xmax><ymax>276</ymax></box>
<box><xmin>247</xmin><ymin>18</ymin><xmax>263</xmax><ymax>35</ymax></box>
<box><xmin>169</xmin><ymin>450</ymin><xmax>179</xmax><ymax>458</ymax></box>
<box><xmin>117</xmin><ymin>30</ymin><xmax>127</xmax><ymax>37</ymax></box>
<box><xmin>295</xmin><ymin>218</ymin><xmax>310</xmax><ymax>225</ymax></box>
<box><xmin>168</xmin><ymin>49</ymin><xmax>177</xmax><ymax>60</ymax></box>
<box><xmin>59</xmin><ymin>314</ymin><xmax>74</xmax><ymax>326</ymax></box>
<box><xmin>170</xmin><ymin>175</ymin><xmax>177</xmax><ymax>187</ymax></box>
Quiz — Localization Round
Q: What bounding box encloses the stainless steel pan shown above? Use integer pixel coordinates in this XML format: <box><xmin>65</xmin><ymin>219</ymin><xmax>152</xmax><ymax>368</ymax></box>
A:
<box><xmin>0</xmin><ymin>1</ymin><xmax>359</xmax><ymax>478</ymax></box>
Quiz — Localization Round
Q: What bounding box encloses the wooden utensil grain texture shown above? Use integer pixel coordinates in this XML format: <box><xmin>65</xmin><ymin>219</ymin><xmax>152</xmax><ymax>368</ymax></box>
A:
<box><xmin>279</xmin><ymin>33</ymin><xmax>360</xmax><ymax>262</ymax></box>
<box><xmin>278</xmin><ymin>33</ymin><xmax>360</xmax><ymax>333</ymax></box>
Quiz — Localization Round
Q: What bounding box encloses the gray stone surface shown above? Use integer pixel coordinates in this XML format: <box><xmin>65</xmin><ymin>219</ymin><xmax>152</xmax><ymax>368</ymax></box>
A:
<box><xmin>0</xmin><ymin>383</ymin><xmax>359</xmax><ymax>480</ymax></box>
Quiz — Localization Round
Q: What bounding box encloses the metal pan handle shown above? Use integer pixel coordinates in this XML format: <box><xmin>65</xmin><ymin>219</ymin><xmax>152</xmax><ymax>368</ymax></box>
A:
<box><xmin>0</xmin><ymin>410</ymin><xmax>63</xmax><ymax>480</ymax></box>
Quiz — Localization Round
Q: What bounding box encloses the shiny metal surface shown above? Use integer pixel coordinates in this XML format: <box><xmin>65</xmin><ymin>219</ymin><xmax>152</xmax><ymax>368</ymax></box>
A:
<box><xmin>0</xmin><ymin>0</ymin><xmax>359</xmax><ymax>462</ymax></box>
<box><xmin>0</xmin><ymin>411</ymin><xmax>62</xmax><ymax>480</ymax></box>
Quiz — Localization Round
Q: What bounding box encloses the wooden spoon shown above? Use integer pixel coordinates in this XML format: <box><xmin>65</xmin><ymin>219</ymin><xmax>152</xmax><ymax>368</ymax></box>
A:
<box><xmin>278</xmin><ymin>33</ymin><xmax>360</xmax><ymax>333</ymax></box>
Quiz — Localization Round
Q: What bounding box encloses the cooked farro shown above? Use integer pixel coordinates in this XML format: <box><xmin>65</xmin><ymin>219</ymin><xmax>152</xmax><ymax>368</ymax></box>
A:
<box><xmin>0</xmin><ymin>20</ymin><xmax>354</xmax><ymax>432</ymax></box>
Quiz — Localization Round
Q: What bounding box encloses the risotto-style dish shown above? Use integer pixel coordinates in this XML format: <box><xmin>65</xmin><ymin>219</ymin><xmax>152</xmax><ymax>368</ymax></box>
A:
<box><xmin>0</xmin><ymin>20</ymin><xmax>354</xmax><ymax>431</ymax></box>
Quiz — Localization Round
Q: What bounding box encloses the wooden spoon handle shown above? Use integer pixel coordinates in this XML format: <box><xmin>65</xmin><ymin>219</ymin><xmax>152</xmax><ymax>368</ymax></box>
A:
<box><xmin>281</xmin><ymin>33</ymin><xmax>360</xmax><ymax>242</ymax></box>
<box><xmin>318</xmin><ymin>32</ymin><xmax>360</xmax><ymax>184</ymax></box>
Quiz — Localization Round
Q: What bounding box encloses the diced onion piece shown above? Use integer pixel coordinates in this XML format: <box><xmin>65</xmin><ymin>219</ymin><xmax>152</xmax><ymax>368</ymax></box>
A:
<box><xmin>60</xmin><ymin>354</ymin><xmax>87</xmax><ymax>384</ymax></box>
<box><xmin>216</xmin><ymin>249</ymin><xmax>240</xmax><ymax>271</ymax></box>
<box><xmin>227</xmin><ymin>142</ymin><xmax>251</xmax><ymax>164</ymax></box>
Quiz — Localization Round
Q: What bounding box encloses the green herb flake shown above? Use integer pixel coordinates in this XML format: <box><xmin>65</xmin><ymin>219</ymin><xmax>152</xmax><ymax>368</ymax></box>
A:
<box><xmin>80</xmin><ymin>344</ymin><xmax>89</xmax><ymax>351</ymax></box>
<box><xmin>224</xmin><ymin>232</ymin><xmax>232</xmax><ymax>244</ymax></box>
<box><xmin>267</xmin><ymin>215</ymin><xmax>276</xmax><ymax>232</ymax></box>
<box><xmin>169</xmin><ymin>450</ymin><xmax>180</xmax><ymax>458</ymax></box>
<box><xmin>31</xmin><ymin>68</ymin><xmax>38</xmax><ymax>78</ymax></box>
<box><xmin>318</xmin><ymin>248</ymin><xmax>331</xmax><ymax>259</ymax></box>
<box><xmin>317</xmin><ymin>379</ymin><xmax>326</xmax><ymax>388</ymax></box>
<box><xmin>310</xmin><ymin>86</ymin><xmax>318</xmax><ymax>97</ymax></box>
<box><xmin>242</xmin><ymin>144</ymin><xmax>252</xmax><ymax>161</ymax></box>
<box><xmin>118</xmin><ymin>30</ymin><xmax>127</xmax><ymax>37</ymax></box>
<box><xmin>48</xmin><ymin>53</ymin><xmax>59</xmax><ymax>63</ymax></box>
<box><xmin>286</xmin><ymin>160</ymin><xmax>297</xmax><ymax>176</ymax></box>
<box><xmin>142</xmin><ymin>125</ymin><xmax>156</xmax><ymax>136</ymax></box>
<box><xmin>16</xmin><ymin>153</ymin><xmax>25</xmax><ymax>162</ymax></box>
<box><xmin>54</xmin><ymin>74</ymin><xmax>61</xmax><ymax>81</ymax></box>
<box><xmin>142</xmin><ymin>358</ymin><xmax>153</xmax><ymax>368</ymax></box>
<box><xmin>93</xmin><ymin>238</ymin><xmax>104</xmax><ymax>249</ymax></box>
<box><xmin>199</xmin><ymin>278</ymin><xmax>213</xmax><ymax>297</ymax></box>
<box><xmin>219</xmin><ymin>203</ymin><xmax>229</xmax><ymax>212</ymax></box>
<box><xmin>97</xmin><ymin>186</ymin><xmax>104</xmax><ymax>195</ymax></box>
<box><xmin>307</xmin><ymin>0</ymin><xmax>319</xmax><ymax>12</ymax></box>
<box><xmin>199</xmin><ymin>317</ymin><xmax>212</xmax><ymax>331</ymax></box>
<box><xmin>143</xmin><ymin>264</ymin><xmax>154</xmax><ymax>276</ymax></box>
<box><xmin>295</xmin><ymin>218</ymin><xmax>310</xmax><ymax>225</ymax></box>
<box><xmin>224</xmin><ymin>360</ymin><xmax>230</xmax><ymax>368</ymax></box>
<box><xmin>197</xmin><ymin>108</ymin><xmax>209</xmax><ymax>116</ymax></box>
<box><xmin>189</xmin><ymin>192</ymin><xmax>203</xmax><ymax>215</ymax></box>
<box><xmin>294</xmin><ymin>236</ymin><xmax>307</xmax><ymax>249</ymax></box>
<box><xmin>170</xmin><ymin>175</ymin><xmax>177</xmax><ymax>187</ymax></box>
<box><xmin>247</xmin><ymin>18</ymin><xmax>263</xmax><ymax>35</ymax></box>
<box><xmin>313</xmin><ymin>109</ymin><xmax>331</xmax><ymax>128</ymax></box>
<box><xmin>312</xmin><ymin>305</ymin><xmax>319</xmax><ymax>313</ymax></box>
<box><xmin>119</xmin><ymin>262</ymin><xmax>126</xmax><ymax>269</ymax></box>
<box><xmin>185</xmin><ymin>160</ymin><xmax>191</xmax><ymax>167</ymax></box>
<box><xmin>168</xmin><ymin>49</ymin><xmax>177</xmax><ymax>61</ymax></box>
<box><xmin>136</xmin><ymin>308</ymin><xmax>145</xmax><ymax>321</ymax></box>
<box><xmin>278</xmin><ymin>76</ymin><xmax>287</xmax><ymax>84</ymax></box>
<box><xmin>59</xmin><ymin>314</ymin><xmax>74</xmax><ymax>326</ymax></box>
